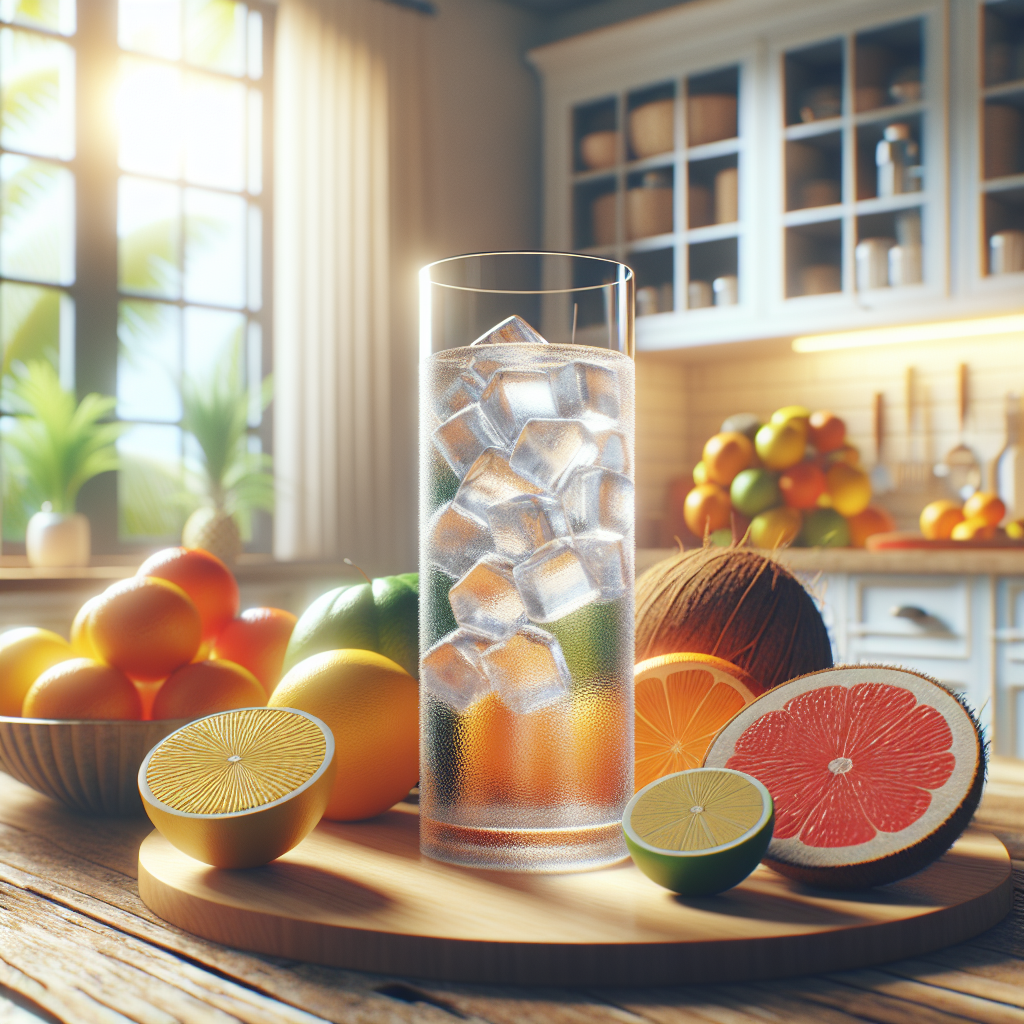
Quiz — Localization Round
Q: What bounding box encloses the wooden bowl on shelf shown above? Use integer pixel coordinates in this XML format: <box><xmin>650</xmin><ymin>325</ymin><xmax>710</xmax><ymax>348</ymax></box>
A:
<box><xmin>590</xmin><ymin>191</ymin><xmax>617</xmax><ymax>246</ymax></box>
<box><xmin>626</xmin><ymin>187</ymin><xmax>673</xmax><ymax>240</ymax></box>
<box><xmin>0</xmin><ymin>716</ymin><xmax>190</xmax><ymax>816</ymax></box>
<box><xmin>629</xmin><ymin>99</ymin><xmax>674</xmax><ymax>159</ymax></box>
<box><xmin>579</xmin><ymin>130</ymin><xmax>618</xmax><ymax>170</ymax></box>
<box><xmin>687</xmin><ymin>93</ymin><xmax>737</xmax><ymax>146</ymax></box>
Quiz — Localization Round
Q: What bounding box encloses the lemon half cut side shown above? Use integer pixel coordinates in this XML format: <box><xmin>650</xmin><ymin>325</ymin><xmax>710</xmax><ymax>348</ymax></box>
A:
<box><xmin>139</xmin><ymin>706</ymin><xmax>336</xmax><ymax>868</ymax></box>
<box><xmin>623</xmin><ymin>768</ymin><xmax>774</xmax><ymax>896</ymax></box>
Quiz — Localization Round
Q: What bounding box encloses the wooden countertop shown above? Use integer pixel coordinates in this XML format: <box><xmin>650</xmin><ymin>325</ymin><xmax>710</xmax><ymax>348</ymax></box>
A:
<box><xmin>638</xmin><ymin>546</ymin><xmax>1024</xmax><ymax>576</ymax></box>
<box><xmin>1</xmin><ymin>761</ymin><xmax>1024</xmax><ymax>1021</ymax></box>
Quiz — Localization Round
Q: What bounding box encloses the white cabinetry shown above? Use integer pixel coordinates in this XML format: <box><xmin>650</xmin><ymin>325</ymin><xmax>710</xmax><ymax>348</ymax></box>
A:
<box><xmin>529</xmin><ymin>0</ymin><xmax>1023</xmax><ymax>352</ymax></box>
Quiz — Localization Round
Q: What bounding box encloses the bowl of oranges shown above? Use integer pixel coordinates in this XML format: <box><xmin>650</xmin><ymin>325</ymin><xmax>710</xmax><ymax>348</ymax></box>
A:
<box><xmin>0</xmin><ymin>547</ymin><xmax>297</xmax><ymax>816</ymax></box>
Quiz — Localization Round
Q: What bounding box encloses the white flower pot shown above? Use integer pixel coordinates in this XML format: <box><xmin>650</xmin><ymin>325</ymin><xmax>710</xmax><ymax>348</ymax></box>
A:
<box><xmin>26</xmin><ymin>511</ymin><xmax>91</xmax><ymax>568</ymax></box>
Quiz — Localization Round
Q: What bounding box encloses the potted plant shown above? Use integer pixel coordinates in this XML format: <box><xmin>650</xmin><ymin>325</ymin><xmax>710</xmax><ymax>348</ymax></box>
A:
<box><xmin>180</xmin><ymin>349</ymin><xmax>274</xmax><ymax>565</ymax></box>
<box><xmin>5</xmin><ymin>361</ymin><xmax>122</xmax><ymax>567</ymax></box>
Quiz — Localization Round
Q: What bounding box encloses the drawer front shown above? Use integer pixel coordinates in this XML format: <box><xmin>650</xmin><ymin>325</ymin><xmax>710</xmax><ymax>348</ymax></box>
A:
<box><xmin>996</xmin><ymin>577</ymin><xmax>1024</xmax><ymax>757</ymax></box>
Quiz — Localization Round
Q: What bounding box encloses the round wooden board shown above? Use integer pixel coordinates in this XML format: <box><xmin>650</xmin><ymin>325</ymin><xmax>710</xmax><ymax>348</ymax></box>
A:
<box><xmin>138</xmin><ymin>804</ymin><xmax>1012</xmax><ymax>988</ymax></box>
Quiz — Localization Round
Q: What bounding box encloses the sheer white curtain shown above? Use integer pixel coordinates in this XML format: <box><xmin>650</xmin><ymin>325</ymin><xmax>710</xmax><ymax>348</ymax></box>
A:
<box><xmin>273</xmin><ymin>0</ymin><xmax>427</xmax><ymax>573</ymax></box>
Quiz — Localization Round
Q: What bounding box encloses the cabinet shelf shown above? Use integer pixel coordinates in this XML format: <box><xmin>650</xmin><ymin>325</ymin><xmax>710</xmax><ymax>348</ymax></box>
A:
<box><xmin>984</xmin><ymin>79</ymin><xmax>1024</xmax><ymax>100</ymax></box>
<box><xmin>984</xmin><ymin>173</ymin><xmax>1024</xmax><ymax>194</ymax></box>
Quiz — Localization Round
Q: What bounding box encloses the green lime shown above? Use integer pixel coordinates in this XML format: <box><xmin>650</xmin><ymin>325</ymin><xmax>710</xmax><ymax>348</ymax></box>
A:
<box><xmin>730</xmin><ymin>468</ymin><xmax>781</xmax><ymax>518</ymax></box>
<box><xmin>283</xmin><ymin>573</ymin><xmax>419</xmax><ymax>678</ymax></box>
<box><xmin>799</xmin><ymin>507</ymin><xmax>850</xmax><ymax>547</ymax></box>
<box><xmin>623</xmin><ymin>768</ymin><xmax>774</xmax><ymax>896</ymax></box>
<box><xmin>710</xmin><ymin>527</ymin><xmax>732</xmax><ymax>547</ymax></box>
<box><xmin>536</xmin><ymin>595</ymin><xmax>630</xmax><ymax>690</ymax></box>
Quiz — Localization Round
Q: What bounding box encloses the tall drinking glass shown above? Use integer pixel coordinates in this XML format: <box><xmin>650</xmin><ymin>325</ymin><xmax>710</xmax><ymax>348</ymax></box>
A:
<box><xmin>419</xmin><ymin>252</ymin><xmax>635</xmax><ymax>872</ymax></box>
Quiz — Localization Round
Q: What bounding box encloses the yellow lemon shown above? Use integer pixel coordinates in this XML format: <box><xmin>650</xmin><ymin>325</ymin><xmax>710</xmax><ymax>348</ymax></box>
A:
<box><xmin>825</xmin><ymin>462</ymin><xmax>872</xmax><ymax>517</ymax></box>
<box><xmin>769</xmin><ymin>405</ymin><xmax>811</xmax><ymax>432</ymax></box>
<box><xmin>0</xmin><ymin>627</ymin><xmax>74</xmax><ymax>717</ymax></box>
<box><xmin>919</xmin><ymin>500</ymin><xmax>964</xmax><ymax>540</ymax></box>
<box><xmin>754</xmin><ymin>422</ymin><xmax>806</xmax><ymax>471</ymax></box>
<box><xmin>748</xmin><ymin>505</ymin><xmax>803</xmax><ymax>548</ymax></box>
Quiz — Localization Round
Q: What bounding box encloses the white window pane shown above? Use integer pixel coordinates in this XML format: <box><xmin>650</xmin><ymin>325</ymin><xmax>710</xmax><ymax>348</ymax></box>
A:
<box><xmin>184</xmin><ymin>71</ymin><xmax>244</xmax><ymax>189</ymax></box>
<box><xmin>118</xmin><ymin>176</ymin><xmax>182</xmax><ymax>297</ymax></box>
<box><xmin>183</xmin><ymin>304</ymin><xmax>243</xmax><ymax>383</ymax></box>
<box><xmin>184</xmin><ymin>187</ymin><xmax>245</xmax><ymax>306</ymax></box>
<box><xmin>246</xmin><ymin>87</ymin><xmax>261</xmax><ymax>194</ymax></box>
<box><xmin>1</xmin><ymin>28</ymin><xmax>75</xmax><ymax>160</ymax></box>
<box><xmin>246</xmin><ymin>319</ymin><xmax>260</xmax><ymax>425</ymax></box>
<box><xmin>185</xmin><ymin>0</ymin><xmax>244</xmax><ymax>76</ymax></box>
<box><xmin>119</xmin><ymin>0</ymin><xmax>181</xmax><ymax>60</ymax></box>
<box><xmin>116</xmin><ymin>57</ymin><xmax>182</xmax><ymax>179</ymax></box>
<box><xmin>118</xmin><ymin>423</ymin><xmax>186</xmax><ymax>540</ymax></box>
<box><xmin>0</xmin><ymin>153</ymin><xmax>74</xmax><ymax>285</ymax></box>
<box><xmin>0</xmin><ymin>280</ymin><xmax>66</xmax><ymax>408</ymax></box>
<box><xmin>247</xmin><ymin>9</ymin><xmax>261</xmax><ymax>79</ymax></box>
<box><xmin>118</xmin><ymin>299</ymin><xmax>182</xmax><ymax>421</ymax></box>
<box><xmin>0</xmin><ymin>0</ymin><xmax>75</xmax><ymax>35</ymax></box>
<box><xmin>247</xmin><ymin>202</ymin><xmax>260</xmax><ymax>310</ymax></box>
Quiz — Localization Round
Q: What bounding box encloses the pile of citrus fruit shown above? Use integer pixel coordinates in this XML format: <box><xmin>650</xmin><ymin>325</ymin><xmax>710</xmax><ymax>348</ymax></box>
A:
<box><xmin>680</xmin><ymin>406</ymin><xmax>894</xmax><ymax>549</ymax></box>
<box><xmin>920</xmin><ymin>491</ymin><xmax>1024</xmax><ymax>541</ymax></box>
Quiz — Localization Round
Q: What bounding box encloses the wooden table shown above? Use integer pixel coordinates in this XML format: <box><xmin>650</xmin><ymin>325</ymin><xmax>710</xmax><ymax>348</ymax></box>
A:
<box><xmin>3</xmin><ymin>765</ymin><xmax>1024</xmax><ymax>1024</ymax></box>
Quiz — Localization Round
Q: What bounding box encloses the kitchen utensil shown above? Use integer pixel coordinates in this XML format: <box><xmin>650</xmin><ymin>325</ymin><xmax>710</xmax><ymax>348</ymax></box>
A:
<box><xmin>995</xmin><ymin>393</ymin><xmax>1024</xmax><ymax>519</ymax></box>
<box><xmin>889</xmin><ymin>243</ymin><xmax>922</xmax><ymax>286</ymax></box>
<box><xmin>688</xmin><ymin>280</ymin><xmax>713</xmax><ymax>308</ymax></box>
<box><xmin>984</xmin><ymin>105</ymin><xmax>1022</xmax><ymax>179</ymax></box>
<box><xmin>876</xmin><ymin>124</ymin><xmax>921</xmax><ymax>196</ymax></box>
<box><xmin>590</xmin><ymin>191</ymin><xmax>617</xmax><ymax>246</ymax></box>
<box><xmin>714</xmin><ymin>166</ymin><xmax>739</xmax><ymax>223</ymax></box>
<box><xmin>688</xmin><ymin>184</ymin><xmax>713</xmax><ymax>228</ymax></box>
<box><xmin>629</xmin><ymin>99</ymin><xmax>674</xmax><ymax>159</ymax></box>
<box><xmin>687</xmin><ymin>93</ymin><xmax>737</xmax><ymax>146</ymax></box>
<box><xmin>856</xmin><ymin>237</ymin><xmax>896</xmax><ymax>290</ymax></box>
<box><xmin>941</xmin><ymin>363</ymin><xmax>983</xmax><ymax>500</ymax></box>
<box><xmin>991</xmin><ymin>230</ymin><xmax>1024</xmax><ymax>274</ymax></box>
<box><xmin>800</xmin><ymin>264</ymin><xmax>841</xmax><ymax>295</ymax></box>
<box><xmin>871</xmin><ymin>392</ymin><xmax>894</xmax><ymax>494</ymax></box>
<box><xmin>712</xmin><ymin>275</ymin><xmax>738</xmax><ymax>306</ymax></box>
<box><xmin>579</xmin><ymin>130</ymin><xmax>618</xmax><ymax>170</ymax></box>
<box><xmin>626</xmin><ymin>185</ymin><xmax>673</xmax><ymax>240</ymax></box>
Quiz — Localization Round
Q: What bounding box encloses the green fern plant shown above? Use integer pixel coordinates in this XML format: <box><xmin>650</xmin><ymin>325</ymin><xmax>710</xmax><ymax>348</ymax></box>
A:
<box><xmin>5</xmin><ymin>360</ymin><xmax>122</xmax><ymax>514</ymax></box>
<box><xmin>180</xmin><ymin>348</ymin><xmax>274</xmax><ymax>538</ymax></box>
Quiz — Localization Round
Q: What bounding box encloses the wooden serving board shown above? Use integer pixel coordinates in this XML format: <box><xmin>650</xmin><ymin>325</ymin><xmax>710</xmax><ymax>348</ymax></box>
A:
<box><xmin>867</xmin><ymin>531</ymin><xmax>1024</xmax><ymax>551</ymax></box>
<box><xmin>138</xmin><ymin>806</ymin><xmax>1012</xmax><ymax>988</ymax></box>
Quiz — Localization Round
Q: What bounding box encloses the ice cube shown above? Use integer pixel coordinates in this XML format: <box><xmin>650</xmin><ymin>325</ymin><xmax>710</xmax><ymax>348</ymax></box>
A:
<box><xmin>592</xmin><ymin>428</ymin><xmax>630</xmax><ymax>475</ymax></box>
<box><xmin>574</xmin><ymin>529</ymin><xmax>629</xmax><ymax>601</ymax></box>
<box><xmin>487</xmin><ymin>494</ymin><xmax>570</xmax><ymax>564</ymax></box>
<box><xmin>512</xmin><ymin>537</ymin><xmax>599</xmax><ymax>622</ymax></box>
<box><xmin>553</xmin><ymin>360</ymin><xmax>620</xmax><ymax>423</ymax></box>
<box><xmin>480</xmin><ymin>370</ymin><xmax>558</xmax><ymax>445</ymax></box>
<box><xmin>427</xmin><ymin>502</ymin><xmax>493</xmax><ymax>579</ymax></box>
<box><xmin>435</xmin><ymin>367</ymin><xmax>485</xmax><ymax>421</ymax></box>
<box><xmin>480</xmin><ymin>625</ymin><xmax>571</xmax><ymax>714</ymax></box>
<box><xmin>433</xmin><ymin>403</ymin><xmax>505</xmax><ymax>478</ymax></box>
<box><xmin>421</xmin><ymin>629</ymin><xmax>493</xmax><ymax>713</ymax></box>
<box><xmin>453</xmin><ymin>447</ymin><xmax>543</xmax><ymax>522</ymax></box>
<box><xmin>560</xmin><ymin>466</ymin><xmax>633</xmax><ymax>535</ymax></box>
<box><xmin>449</xmin><ymin>555</ymin><xmax>528</xmax><ymax>640</ymax></box>
<box><xmin>510</xmin><ymin>419</ymin><xmax>598</xmax><ymax>491</ymax></box>
<box><xmin>470</xmin><ymin>352</ymin><xmax>503</xmax><ymax>385</ymax></box>
<box><xmin>471</xmin><ymin>314</ymin><xmax>548</xmax><ymax>347</ymax></box>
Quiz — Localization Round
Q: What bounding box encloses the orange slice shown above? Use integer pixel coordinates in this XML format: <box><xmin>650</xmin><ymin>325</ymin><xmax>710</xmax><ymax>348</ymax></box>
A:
<box><xmin>634</xmin><ymin>653</ymin><xmax>763</xmax><ymax>792</ymax></box>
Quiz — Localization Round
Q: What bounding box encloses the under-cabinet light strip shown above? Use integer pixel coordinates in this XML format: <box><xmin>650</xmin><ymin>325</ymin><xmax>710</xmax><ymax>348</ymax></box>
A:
<box><xmin>792</xmin><ymin>313</ymin><xmax>1024</xmax><ymax>353</ymax></box>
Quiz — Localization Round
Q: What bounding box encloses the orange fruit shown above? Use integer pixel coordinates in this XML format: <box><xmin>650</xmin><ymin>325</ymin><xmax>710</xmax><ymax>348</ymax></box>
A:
<box><xmin>951</xmin><ymin>516</ymin><xmax>996</xmax><ymax>541</ymax></box>
<box><xmin>152</xmin><ymin>659</ymin><xmax>266</xmax><ymax>721</ymax></box>
<box><xmin>779</xmin><ymin>461</ymin><xmax>826</xmax><ymax>509</ymax></box>
<box><xmin>138</xmin><ymin>547</ymin><xmax>240</xmax><ymax>647</ymax></box>
<box><xmin>268</xmin><ymin>649</ymin><xmax>418</xmax><ymax>821</ymax></box>
<box><xmin>0</xmin><ymin>627</ymin><xmax>74</xmax><ymax>717</ymax></box>
<box><xmin>962</xmin><ymin>491</ymin><xmax>1006</xmax><ymax>527</ymax></box>
<box><xmin>683</xmin><ymin>483</ymin><xmax>731</xmax><ymax>537</ymax></box>
<box><xmin>807</xmin><ymin>410</ymin><xmax>846</xmax><ymax>454</ymax></box>
<box><xmin>822</xmin><ymin>444</ymin><xmax>861</xmax><ymax>468</ymax></box>
<box><xmin>847</xmin><ymin>506</ymin><xmax>896</xmax><ymax>547</ymax></box>
<box><xmin>212</xmin><ymin>608</ymin><xmax>299</xmax><ymax>698</ymax></box>
<box><xmin>702</xmin><ymin>432</ymin><xmax>754</xmax><ymax>487</ymax></box>
<box><xmin>634</xmin><ymin>653</ymin><xmax>763</xmax><ymax>793</ymax></box>
<box><xmin>23</xmin><ymin>658</ymin><xmax>142</xmax><ymax>720</ymax></box>
<box><xmin>90</xmin><ymin>576</ymin><xmax>201</xmax><ymax>683</ymax></box>
<box><xmin>825</xmin><ymin>462</ymin><xmax>872</xmax><ymax>516</ymax></box>
<box><xmin>70</xmin><ymin>594</ymin><xmax>103</xmax><ymax>659</ymax></box>
<box><xmin>919</xmin><ymin>499</ymin><xmax>965</xmax><ymax>540</ymax></box>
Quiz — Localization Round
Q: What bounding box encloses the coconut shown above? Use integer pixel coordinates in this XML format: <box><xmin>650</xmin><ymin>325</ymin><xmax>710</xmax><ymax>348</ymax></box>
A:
<box><xmin>635</xmin><ymin>547</ymin><xmax>832</xmax><ymax>690</ymax></box>
<box><xmin>703</xmin><ymin>665</ymin><xmax>986</xmax><ymax>889</ymax></box>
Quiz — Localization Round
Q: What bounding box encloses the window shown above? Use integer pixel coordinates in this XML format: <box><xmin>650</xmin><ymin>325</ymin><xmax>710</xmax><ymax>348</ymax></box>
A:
<box><xmin>0</xmin><ymin>0</ymin><xmax>272</xmax><ymax>551</ymax></box>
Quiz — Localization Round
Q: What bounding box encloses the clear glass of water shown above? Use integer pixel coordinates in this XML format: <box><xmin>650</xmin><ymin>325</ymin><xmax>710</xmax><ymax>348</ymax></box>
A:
<box><xmin>419</xmin><ymin>252</ymin><xmax>635</xmax><ymax>872</ymax></box>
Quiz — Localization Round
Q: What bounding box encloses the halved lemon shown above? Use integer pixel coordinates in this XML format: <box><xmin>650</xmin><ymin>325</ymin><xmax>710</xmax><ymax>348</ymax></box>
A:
<box><xmin>634</xmin><ymin>652</ymin><xmax>763</xmax><ymax>792</ymax></box>
<box><xmin>139</xmin><ymin>706</ymin><xmax>335</xmax><ymax>868</ymax></box>
<box><xmin>623</xmin><ymin>767</ymin><xmax>774</xmax><ymax>895</ymax></box>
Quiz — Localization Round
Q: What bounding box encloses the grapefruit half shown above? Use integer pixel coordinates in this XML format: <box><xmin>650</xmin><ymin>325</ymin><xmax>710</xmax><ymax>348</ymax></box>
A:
<box><xmin>703</xmin><ymin>665</ymin><xmax>985</xmax><ymax>889</ymax></box>
<box><xmin>634</xmin><ymin>653</ymin><xmax>763</xmax><ymax>793</ymax></box>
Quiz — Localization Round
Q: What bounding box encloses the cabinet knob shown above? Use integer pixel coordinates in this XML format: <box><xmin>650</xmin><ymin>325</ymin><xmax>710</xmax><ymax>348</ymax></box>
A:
<box><xmin>890</xmin><ymin>605</ymin><xmax>952</xmax><ymax>635</ymax></box>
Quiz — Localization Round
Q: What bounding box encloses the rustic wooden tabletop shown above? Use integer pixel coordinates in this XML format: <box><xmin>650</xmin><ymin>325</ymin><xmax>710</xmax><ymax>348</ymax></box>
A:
<box><xmin>1</xmin><ymin>760</ymin><xmax>1024</xmax><ymax>1024</ymax></box>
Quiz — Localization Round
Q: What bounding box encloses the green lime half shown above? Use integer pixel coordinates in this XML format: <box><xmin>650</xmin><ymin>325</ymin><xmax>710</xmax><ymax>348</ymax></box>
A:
<box><xmin>623</xmin><ymin>768</ymin><xmax>774</xmax><ymax>896</ymax></box>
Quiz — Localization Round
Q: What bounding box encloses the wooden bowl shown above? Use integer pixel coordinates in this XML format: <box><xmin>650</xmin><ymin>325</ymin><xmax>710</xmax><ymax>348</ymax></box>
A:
<box><xmin>687</xmin><ymin>94</ymin><xmax>737</xmax><ymax>147</ymax></box>
<box><xmin>590</xmin><ymin>191</ymin><xmax>617</xmax><ymax>246</ymax></box>
<box><xmin>0</xmin><ymin>716</ymin><xmax>190</xmax><ymax>816</ymax></box>
<box><xmin>579</xmin><ymin>130</ymin><xmax>618</xmax><ymax>170</ymax></box>
<box><xmin>626</xmin><ymin>187</ymin><xmax>673</xmax><ymax>240</ymax></box>
<box><xmin>629</xmin><ymin>99</ymin><xmax>674</xmax><ymax>159</ymax></box>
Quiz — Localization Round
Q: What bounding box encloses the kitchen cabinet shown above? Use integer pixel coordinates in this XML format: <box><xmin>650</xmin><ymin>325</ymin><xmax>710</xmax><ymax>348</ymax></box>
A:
<box><xmin>529</xmin><ymin>0</ymin><xmax>1024</xmax><ymax>352</ymax></box>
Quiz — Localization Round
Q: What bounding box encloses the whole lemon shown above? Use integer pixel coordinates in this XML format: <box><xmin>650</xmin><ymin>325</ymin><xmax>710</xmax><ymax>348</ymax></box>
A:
<box><xmin>951</xmin><ymin>516</ymin><xmax>996</xmax><ymax>541</ymax></box>
<box><xmin>825</xmin><ymin>463</ymin><xmax>872</xmax><ymax>517</ymax></box>
<box><xmin>269</xmin><ymin>649</ymin><xmax>418</xmax><ymax>821</ymax></box>
<box><xmin>754</xmin><ymin>422</ymin><xmax>806</xmax><ymax>471</ymax></box>
<box><xmin>769</xmin><ymin>405</ymin><xmax>811</xmax><ymax>432</ymax></box>
<box><xmin>920</xmin><ymin>500</ymin><xmax>965</xmax><ymax>540</ymax></box>
<box><xmin>0</xmin><ymin>627</ymin><xmax>73</xmax><ymax>717</ymax></box>
<box><xmin>748</xmin><ymin>506</ymin><xmax>803</xmax><ymax>549</ymax></box>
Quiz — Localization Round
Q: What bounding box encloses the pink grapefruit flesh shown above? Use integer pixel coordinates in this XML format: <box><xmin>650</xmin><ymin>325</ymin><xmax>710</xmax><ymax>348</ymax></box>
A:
<box><xmin>703</xmin><ymin>665</ymin><xmax>985</xmax><ymax>889</ymax></box>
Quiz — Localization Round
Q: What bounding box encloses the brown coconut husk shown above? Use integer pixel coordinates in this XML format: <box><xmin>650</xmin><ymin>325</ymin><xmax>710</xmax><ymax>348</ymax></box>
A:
<box><xmin>635</xmin><ymin>546</ymin><xmax>833</xmax><ymax>690</ymax></box>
